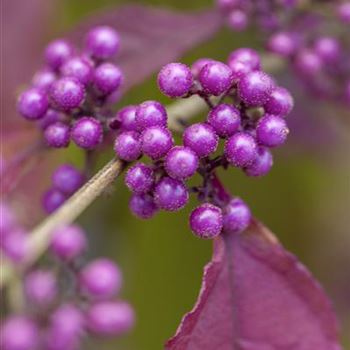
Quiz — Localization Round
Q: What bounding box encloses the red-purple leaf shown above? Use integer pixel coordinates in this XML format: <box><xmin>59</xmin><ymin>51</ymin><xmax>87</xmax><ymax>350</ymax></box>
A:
<box><xmin>166</xmin><ymin>220</ymin><xmax>342</xmax><ymax>350</ymax></box>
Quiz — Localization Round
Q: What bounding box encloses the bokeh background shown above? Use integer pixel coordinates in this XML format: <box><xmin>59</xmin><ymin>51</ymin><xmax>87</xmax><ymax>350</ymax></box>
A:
<box><xmin>2</xmin><ymin>0</ymin><xmax>350</xmax><ymax>349</ymax></box>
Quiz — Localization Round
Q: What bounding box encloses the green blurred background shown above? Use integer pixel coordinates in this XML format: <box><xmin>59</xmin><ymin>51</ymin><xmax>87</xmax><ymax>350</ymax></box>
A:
<box><xmin>5</xmin><ymin>0</ymin><xmax>350</xmax><ymax>349</ymax></box>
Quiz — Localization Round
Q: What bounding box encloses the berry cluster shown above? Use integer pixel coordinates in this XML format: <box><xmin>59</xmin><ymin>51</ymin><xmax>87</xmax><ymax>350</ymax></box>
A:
<box><xmin>17</xmin><ymin>26</ymin><xmax>123</xmax><ymax>150</ymax></box>
<box><xmin>114</xmin><ymin>49</ymin><xmax>293</xmax><ymax>239</ymax></box>
<box><xmin>1</xmin><ymin>202</ymin><xmax>134</xmax><ymax>350</ymax></box>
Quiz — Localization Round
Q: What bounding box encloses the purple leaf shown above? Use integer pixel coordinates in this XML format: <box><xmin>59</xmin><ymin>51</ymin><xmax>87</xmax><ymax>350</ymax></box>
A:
<box><xmin>166</xmin><ymin>220</ymin><xmax>342</xmax><ymax>350</ymax></box>
<box><xmin>71</xmin><ymin>5</ymin><xmax>222</xmax><ymax>92</ymax></box>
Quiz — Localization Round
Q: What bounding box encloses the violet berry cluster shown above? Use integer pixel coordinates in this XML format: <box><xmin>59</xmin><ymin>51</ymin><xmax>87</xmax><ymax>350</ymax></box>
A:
<box><xmin>114</xmin><ymin>49</ymin><xmax>293</xmax><ymax>239</ymax></box>
<box><xmin>17</xmin><ymin>26</ymin><xmax>123</xmax><ymax>150</ymax></box>
<box><xmin>1</xmin><ymin>202</ymin><xmax>134</xmax><ymax>350</ymax></box>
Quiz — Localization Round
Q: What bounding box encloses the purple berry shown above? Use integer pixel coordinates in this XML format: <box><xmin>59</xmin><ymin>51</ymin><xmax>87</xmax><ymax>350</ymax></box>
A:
<box><xmin>227</xmin><ymin>9</ymin><xmax>248</xmax><ymax>31</ymax></box>
<box><xmin>61</xmin><ymin>56</ymin><xmax>93</xmax><ymax>85</ymax></box>
<box><xmin>267</xmin><ymin>32</ymin><xmax>298</xmax><ymax>57</ymax></box>
<box><xmin>0</xmin><ymin>202</ymin><xmax>16</xmax><ymax>239</ymax></box>
<box><xmin>264</xmin><ymin>86</ymin><xmax>294</xmax><ymax>117</ymax></box>
<box><xmin>50</xmin><ymin>225</ymin><xmax>87</xmax><ymax>261</ymax></box>
<box><xmin>191</xmin><ymin>58</ymin><xmax>214</xmax><ymax>78</ymax></box>
<box><xmin>1</xmin><ymin>316</ymin><xmax>39</xmax><ymax>350</ymax></box>
<box><xmin>93</xmin><ymin>63</ymin><xmax>123</xmax><ymax>95</ymax></box>
<box><xmin>337</xmin><ymin>2</ymin><xmax>350</xmax><ymax>23</ymax></box>
<box><xmin>80</xmin><ymin>258</ymin><xmax>122</xmax><ymax>299</ymax></box>
<box><xmin>216</xmin><ymin>0</ymin><xmax>240</xmax><ymax>10</ymax></box>
<box><xmin>125</xmin><ymin>163</ymin><xmax>154</xmax><ymax>194</ymax></box>
<box><xmin>314</xmin><ymin>36</ymin><xmax>340</xmax><ymax>63</ymax></box>
<box><xmin>227</xmin><ymin>48</ymin><xmax>261</xmax><ymax>80</ymax></box>
<box><xmin>45</xmin><ymin>39</ymin><xmax>74</xmax><ymax>70</ymax></box>
<box><xmin>135</xmin><ymin>101</ymin><xmax>167</xmax><ymax>131</ymax></box>
<box><xmin>86</xmin><ymin>301</ymin><xmax>135</xmax><ymax>336</ymax></box>
<box><xmin>238</xmin><ymin>71</ymin><xmax>275</xmax><ymax>107</ymax></box>
<box><xmin>244</xmin><ymin>147</ymin><xmax>273</xmax><ymax>177</ymax></box>
<box><xmin>71</xmin><ymin>117</ymin><xmax>103</xmax><ymax>150</ymax></box>
<box><xmin>32</xmin><ymin>69</ymin><xmax>56</xmax><ymax>91</ymax></box>
<box><xmin>225</xmin><ymin>132</ymin><xmax>257</xmax><ymax>167</ymax></box>
<box><xmin>52</xmin><ymin>164</ymin><xmax>84</xmax><ymax>195</ymax></box>
<box><xmin>190</xmin><ymin>203</ymin><xmax>223</xmax><ymax>239</ymax></box>
<box><xmin>114</xmin><ymin>131</ymin><xmax>142</xmax><ymax>161</ymax></box>
<box><xmin>44</xmin><ymin>122</ymin><xmax>70</xmax><ymax>148</ymax></box>
<box><xmin>129</xmin><ymin>193</ymin><xmax>158</xmax><ymax>219</ymax></box>
<box><xmin>50</xmin><ymin>77</ymin><xmax>85</xmax><ymax>111</ymax></box>
<box><xmin>183</xmin><ymin>123</ymin><xmax>218</xmax><ymax>158</ymax></box>
<box><xmin>85</xmin><ymin>26</ymin><xmax>120</xmax><ymax>60</ymax></box>
<box><xmin>141</xmin><ymin>126</ymin><xmax>174</xmax><ymax>160</ymax></box>
<box><xmin>223</xmin><ymin>197</ymin><xmax>251</xmax><ymax>233</ymax></box>
<box><xmin>42</xmin><ymin>188</ymin><xmax>67</xmax><ymax>214</ymax></box>
<box><xmin>24</xmin><ymin>269</ymin><xmax>57</xmax><ymax>306</ymax></box>
<box><xmin>294</xmin><ymin>49</ymin><xmax>323</xmax><ymax>76</ymax></box>
<box><xmin>198</xmin><ymin>61</ymin><xmax>234</xmax><ymax>96</ymax></box>
<box><xmin>207</xmin><ymin>104</ymin><xmax>241</xmax><ymax>138</ymax></box>
<box><xmin>256</xmin><ymin>114</ymin><xmax>289</xmax><ymax>147</ymax></box>
<box><xmin>165</xmin><ymin>146</ymin><xmax>199</xmax><ymax>180</ymax></box>
<box><xmin>114</xmin><ymin>105</ymin><xmax>138</xmax><ymax>131</ymax></box>
<box><xmin>17</xmin><ymin>88</ymin><xmax>48</xmax><ymax>120</ymax></box>
<box><xmin>2</xmin><ymin>228</ymin><xmax>28</xmax><ymax>263</ymax></box>
<box><xmin>38</xmin><ymin>109</ymin><xmax>62</xmax><ymax>130</ymax></box>
<box><xmin>158</xmin><ymin>63</ymin><xmax>193</xmax><ymax>97</ymax></box>
<box><xmin>154</xmin><ymin>177</ymin><xmax>189</xmax><ymax>211</ymax></box>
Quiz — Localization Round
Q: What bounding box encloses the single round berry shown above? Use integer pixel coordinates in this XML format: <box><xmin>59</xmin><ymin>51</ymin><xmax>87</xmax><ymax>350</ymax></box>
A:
<box><xmin>294</xmin><ymin>49</ymin><xmax>323</xmax><ymax>77</ymax></box>
<box><xmin>44</xmin><ymin>122</ymin><xmax>70</xmax><ymax>148</ymax></box>
<box><xmin>154</xmin><ymin>177</ymin><xmax>189</xmax><ymax>211</ymax></box>
<box><xmin>227</xmin><ymin>48</ymin><xmax>261</xmax><ymax>80</ymax></box>
<box><xmin>42</xmin><ymin>188</ymin><xmax>67</xmax><ymax>214</ymax></box>
<box><xmin>191</xmin><ymin>58</ymin><xmax>214</xmax><ymax>78</ymax></box>
<box><xmin>38</xmin><ymin>109</ymin><xmax>62</xmax><ymax>130</ymax></box>
<box><xmin>114</xmin><ymin>131</ymin><xmax>142</xmax><ymax>161</ymax></box>
<box><xmin>24</xmin><ymin>269</ymin><xmax>57</xmax><ymax>307</ymax></box>
<box><xmin>337</xmin><ymin>2</ymin><xmax>350</xmax><ymax>23</ymax></box>
<box><xmin>85</xmin><ymin>26</ymin><xmax>120</xmax><ymax>60</ymax></box>
<box><xmin>238</xmin><ymin>71</ymin><xmax>275</xmax><ymax>107</ymax></box>
<box><xmin>61</xmin><ymin>56</ymin><xmax>93</xmax><ymax>85</ymax></box>
<box><xmin>158</xmin><ymin>63</ymin><xmax>193</xmax><ymax>97</ymax></box>
<box><xmin>1</xmin><ymin>316</ymin><xmax>39</xmax><ymax>350</ymax></box>
<box><xmin>17</xmin><ymin>88</ymin><xmax>48</xmax><ymax>120</ymax></box>
<box><xmin>198</xmin><ymin>61</ymin><xmax>234</xmax><ymax>96</ymax></box>
<box><xmin>141</xmin><ymin>126</ymin><xmax>174</xmax><ymax>160</ymax></box>
<box><xmin>125</xmin><ymin>163</ymin><xmax>154</xmax><ymax>194</ymax></box>
<box><xmin>50</xmin><ymin>77</ymin><xmax>85</xmax><ymax>111</ymax></box>
<box><xmin>190</xmin><ymin>203</ymin><xmax>223</xmax><ymax>239</ymax></box>
<box><xmin>2</xmin><ymin>228</ymin><xmax>28</xmax><ymax>263</ymax></box>
<box><xmin>135</xmin><ymin>101</ymin><xmax>167</xmax><ymax>131</ymax></box>
<box><xmin>52</xmin><ymin>164</ymin><xmax>84</xmax><ymax>195</ymax></box>
<box><xmin>264</xmin><ymin>86</ymin><xmax>294</xmax><ymax>117</ymax></box>
<box><xmin>165</xmin><ymin>146</ymin><xmax>199</xmax><ymax>180</ymax></box>
<box><xmin>227</xmin><ymin>9</ymin><xmax>248</xmax><ymax>31</ymax></box>
<box><xmin>32</xmin><ymin>69</ymin><xmax>56</xmax><ymax>91</ymax></box>
<box><xmin>86</xmin><ymin>301</ymin><xmax>135</xmax><ymax>336</ymax></box>
<box><xmin>71</xmin><ymin>117</ymin><xmax>103</xmax><ymax>150</ymax></box>
<box><xmin>0</xmin><ymin>202</ymin><xmax>16</xmax><ymax>238</ymax></box>
<box><xmin>223</xmin><ymin>198</ymin><xmax>251</xmax><ymax>233</ymax></box>
<box><xmin>267</xmin><ymin>32</ymin><xmax>298</xmax><ymax>57</ymax></box>
<box><xmin>314</xmin><ymin>36</ymin><xmax>340</xmax><ymax>63</ymax></box>
<box><xmin>256</xmin><ymin>114</ymin><xmax>289</xmax><ymax>147</ymax></box>
<box><xmin>183</xmin><ymin>123</ymin><xmax>218</xmax><ymax>158</ymax></box>
<box><xmin>45</xmin><ymin>39</ymin><xmax>74</xmax><ymax>70</ymax></box>
<box><xmin>207</xmin><ymin>104</ymin><xmax>241</xmax><ymax>138</ymax></box>
<box><xmin>93</xmin><ymin>63</ymin><xmax>123</xmax><ymax>95</ymax></box>
<box><xmin>225</xmin><ymin>132</ymin><xmax>257</xmax><ymax>167</ymax></box>
<box><xmin>129</xmin><ymin>193</ymin><xmax>158</xmax><ymax>219</ymax></box>
<box><xmin>50</xmin><ymin>225</ymin><xmax>87</xmax><ymax>261</ymax></box>
<box><xmin>244</xmin><ymin>147</ymin><xmax>273</xmax><ymax>177</ymax></box>
<box><xmin>114</xmin><ymin>105</ymin><xmax>138</xmax><ymax>131</ymax></box>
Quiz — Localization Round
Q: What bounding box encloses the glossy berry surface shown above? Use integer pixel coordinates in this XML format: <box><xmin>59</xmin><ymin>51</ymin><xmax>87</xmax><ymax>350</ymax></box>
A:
<box><xmin>191</xmin><ymin>58</ymin><xmax>214</xmax><ymax>78</ymax></box>
<box><xmin>141</xmin><ymin>126</ymin><xmax>174</xmax><ymax>160</ymax></box>
<box><xmin>227</xmin><ymin>48</ymin><xmax>261</xmax><ymax>79</ymax></box>
<box><xmin>190</xmin><ymin>203</ymin><xmax>223</xmax><ymax>239</ymax></box>
<box><xmin>256</xmin><ymin>114</ymin><xmax>289</xmax><ymax>147</ymax></box>
<box><xmin>198</xmin><ymin>61</ymin><xmax>234</xmax><ymax>96</ymax></box>
<box><xmin>38</xmin><ymin>109</ymin><xmax>61</xmax><ymax>130</ymax></box>
<box><xmin>245</xmin><ymin>146</ymin><xmax>273</xmax><ymax>177</ymax></box>
<box><xmin>154</xmin><ymin>177</ymin><xmax>189</xmax><ymax>211</ymax></box>
<box><xmin>136</xmin><ymin>101</ymin><xmax>167</xmax><ymax>131</ymax></box>
<box><xmin>93</xmin><ymin>63</ymin><xmax>123</xmax><ymax>95</ymax></box>
<box><xmin>71</xmin><ymin>117</ymin><xmax>103</xmax><ymax>150</ymax></box>
<box><xmin>32</xmin><ymin>69</ymin><xmax>56</xmax><ymax>91</ymax></box>
<box><xmin>80</xmin><ymin>258</ymin><xmax>122</xmax><ymax>299</ymax></box>
<box><xmin>61</xmin><ymin>56</ymin><xmax>93</xmax><ymax>85</ymax></box>
<box><xmin>223</xmin><ymin>197</ymin><xmax>251</xmax><ymax>233</ymax></box>
<box><xmin>45</xmin><ymin>39</ymin><xmax>73</xmax><ymax>70</ymax></box>
<box><xmin>85</xmin><ymin>26</ymin><xmax>120</xmax><ymax>60</ymax></box>
<box><xmin>183</xmin><ymin>123</ymin><xmax>218</xmax><ymax>158</ymax></box>
<box><xmin>225</xmin><ymin>132</ymin><xmax>257</xmax><ymax>167</ymax></box>
<box><xmin>42</xmin><ymin>188</ymin><xmax>67</xmax><ymax>214</ymax></box>
<box><xmin>52</xmin><ymin>164</ymin><xmax>84</xmax><ymax>195</ymax></box>
<box><xmin>50</xmin><ymin>225</ymin><xmax>87</xmax><ymax>261</ymax></box>
<box><xmin>165</xmin><ymin>146</ymin><xmax>199</xmax><ymax>180</ymax></box>
<box><xmin>207</xmin><ymin>104</ymin><xmax>241</xmax><ymax>138</ymax></box>
<box><xmin>17</xmin><ymin>88</ymin><xmax>48</xmax><ymax>120</ymax></box>
<box><xmin>264</xmin><ymin>86</ymin><xmax>294</xmax><ymax>117</ymax></box>
<box><xmin>114</xmin><ymin>105</ymin><xmax>138</xmax><ymax>131</ymax></box>
<box><xmin>114</xmin><ymin>131</ymin><xmax>142</xmax><ymax>161</ymax></box>
<box><xmin>238</xmin><ymin>71</ymin><xmax>275</xmax><ymax>107</ymax></box>
<box><xmin>44</xmin><ymin>122</ymin><xmax>70</xmax><ymax>148</ymax></box>
<box><xmin>158</xmin><ymin>62</ymin><xmax>193</xmax><ymax>97</ymax></box>
<box><xmin>125</xmin><ymin>163</ymin><xmax>154</xmax><ymax>194</ymax></box>
<box><xmin>129</xmin><ymin>193</ymin><xmax>158</xmax><ymax>219</ymax></box>
<box><xmin>50</xmin><ymin>77</ymin><xmax>85</xmax><ymax>111</ymax></box>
